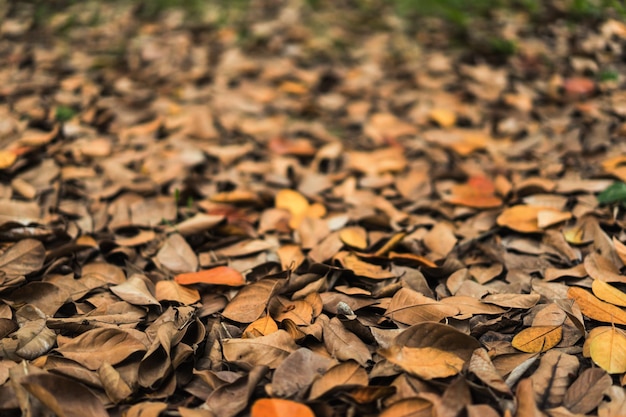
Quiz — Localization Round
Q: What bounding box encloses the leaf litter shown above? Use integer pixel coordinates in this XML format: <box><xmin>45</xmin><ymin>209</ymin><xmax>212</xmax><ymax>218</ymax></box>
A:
<box><xmin>1</xmin><ymin>1</ymin><xmax>626</xmax><ymax>416</ymax></box>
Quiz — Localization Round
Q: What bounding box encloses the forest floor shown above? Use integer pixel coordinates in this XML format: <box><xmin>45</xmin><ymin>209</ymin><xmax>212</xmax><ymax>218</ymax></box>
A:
<box><xmin>1</xmin><ymin>1</ymin><xmax>626</xmax><ymax>416</ymax></box>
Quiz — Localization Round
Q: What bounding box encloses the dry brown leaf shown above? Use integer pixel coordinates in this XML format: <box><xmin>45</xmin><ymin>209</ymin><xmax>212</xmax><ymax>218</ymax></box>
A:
<box><xmin>123</xmin><ymin>402</ymin><xmax>168</xmax><ymax>417</ymax></box>
<box><xmin>156</xmin><ymin>233</ymin><xmax>198</xmax><ymax>274</ymax></box>
<box><xmin>335</xmin><ymin>252</ymin><xmax>395</xmax><ymax>280</ymax></box>
<box><xmin>339</xmin><ymin>226</ymin><xmax>368</xmax><ymax>250</ymax></box>
<box><xmin>155</xmin><ymin>280</ymin><xmax>200</xmax><ymax>305</ymax></box>
<box><xmin>586</xmin><ymin>326</ymin><xmax>626</xmax><ymax>374</ymax></box>
<box><xmin>482</xmin><ymin>293</ymin><xmax>541</xmax><ymax>309</ymax></box>
<box><xmin>321</xmin><ymin>316</ymin><xmax>371</xmax><ymax>366</ymax></box>
<box><xmin>379</xmin><ymin>398</ymin><xmax>433</xmax><ymax>417</ymax></box>
<box><xmin>567</xmin><ymin>286</ymin><xmax>626</xmax><ymax>325</ymax></box>
<box><xmin>380</xmin><ymin>345</ymin><xmax>464</xmax><ymax>380</ymax></box>
<box><xmin>468</xmin><ymin>348</ymin><xmax>511</xmax><ymax>394</ymax></box>
<box><xmin>205</xmin><ymin>366</ymin><xmax>268</xmax><ymax>417</ymax></box>
<box><xmin>308</xmin><ymin>360</ymin><xmax>368</xmax><ymax>400</ymax></box>
<box><xmin>511</xmin><ymin>326</ymin><xmax>563</xmax><ymax>353</ymax></box>
<box><xmin>393</xmin><ymin>322</ymin><xmax>481</xmax><ymax>361</ymax></box>
<box><xmin>530</xmin><ymin>350</ymin><xmax>579</xmax><ymax>409</ymax></box>
<box><xmin>385</xmin><ymin>288</ymin><xmax>459</xmax><ymax>325</ymax></box>
<box><xmin>221</xmin><ymin>278</ymin><xmax>284</xmax><ymax>323</ymax></box>
<box><xmin>563</xmin><ymin>368</ymin><xmax>612</xmax><ymax>414</ymax></box>
<box><xmin>268</xmin><ymin>348</ymin><xmax>334</xmax><ymax>399</ymax></box>
<box><xmin>110</xmin><ymin>274</ymin><xmax>160</xmax><ymax>308</ymax></box>
<box><xmin>21</xmin><ymin>373</ymin><xmax>108</xmax><ymax>417</ymax></box>
<box><xmin>56</xmin><ymin>328</ymin><xmax>146</xmax><ymax>370</ymax></box>
<box><xmin>222</xmin><ymin>330</ymin><xmax>297</xmax><ymax>369</ymax></box>
<box><xmin>584</xmin><ymin>252</ymin><xmax>626</xmax><ymax>284</ymax></box>
<box><xmin>175</xmin><ymin>266</ymin><xmax>245</xmax><ymax>287</ymax></box>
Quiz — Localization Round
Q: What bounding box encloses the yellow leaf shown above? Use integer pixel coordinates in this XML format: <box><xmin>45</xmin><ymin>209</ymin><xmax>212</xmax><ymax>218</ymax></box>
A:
<box><xmin>497</xmin><ymin>205</ymin><xmax>568</xmax><ymax>233</ymax></box>
<box><xmin>339</xmin><ymin>227</ymin><xmax>368</xmax><ymax>250</ymax></box>
<box><xmin>567</xmin><ymin>287</ymin><xmax>626</xmax><ymax>325</ymax></box>
<box><xmin>275</xmin><ymin>189</ymin><xmax>309</xmax><ymax>229</ymax></box>
<box><xmin>0</xmin><ymin>150</ymin><xmax>17</xmax><ymax>169</ymax></box>
<box><xmin>592</xmin><ymin>279</ymin><xmax>626</xmax><ymax>307</ymax></box>
<box><xmin>428</xmin><ymin>108</ymin><xmax>456</xmax><ymax>128</ymax></box>
<box><xmin>588</xmin><ymin>326</ymin><xmax>626</xmax><ymax>374</ymax></box>
<box><xmin>511</xmin><ymin>326</ymin><xmax>563</xmax><ymax>353</ymax></box>
<box><xmin>379</xmin><ymin>345</ymin><xmax>464</xmax><ymax>380</ymax></box>
<box><xmin>243</xmin><ymin>316</ymin><xmax>278</xmax><ymax>338</ymax></box>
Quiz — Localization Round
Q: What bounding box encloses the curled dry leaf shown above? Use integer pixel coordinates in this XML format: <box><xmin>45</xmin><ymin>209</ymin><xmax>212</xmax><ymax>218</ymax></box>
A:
<box><xmin>380</xmin><ymin>345</ymin><xmax>465</xmax><ymax>380</ymax></box>
<box><xmin>511</xmin><ymin>326</ymin><xmax>563</xmax><ymax>353</ymax></box>
<box><xmin>205</xmin><ymin>366</ymin><xmax>268</xmax><ymax>417</ymax></box>
<box><xmin>175</xmin><ymin>266</ymin><xmax>245</xmax><ymax>287</ymax></box>
<box><xmin>567</xmin><ymin>287</ymin><xmax>626</xmax><ymax>325</ymax></box>
<box><xmin>251</xmin><ymin>398</ymin><xmax>314</xmax><ymax>417</ymax></box>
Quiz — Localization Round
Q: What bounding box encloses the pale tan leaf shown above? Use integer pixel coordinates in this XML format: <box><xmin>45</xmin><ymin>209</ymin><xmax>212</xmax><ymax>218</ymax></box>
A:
<box><xmin>385</xmin><ymin>288</ymin><xmax>459</xmax><ymax>325</ymax></box>
<box><xmin>222</xmin><ymin>330</ymin><xmax>297</xmax><ymax>369</ymax></box>
<box><xmin>380</xmin><ymin>345</ymin><xmax>464</xmax><ymax>380</ymax></box>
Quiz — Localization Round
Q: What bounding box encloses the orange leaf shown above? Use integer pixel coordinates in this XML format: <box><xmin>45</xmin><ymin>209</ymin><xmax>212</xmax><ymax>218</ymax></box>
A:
<box><xmin>251</xmin><ymin>399</ymin><xmax>314</xmax><ymax>417</ymax></box>
<box><xmin>379</xmin><ymin>345</ymin><xmax>464</xmax><ymax>379</ymax></box>
<box><xmin>592</xmin><ymin>279</ymin><xmax>626</xmax><ymax>307</ymax></box>
<box><xmin>442</xmin><ymin>176</ymin><xmax>502</xmax><ymax>209</ymax></box>
<box><xmin>567</xmin><ymin>287</ymin><xmax>626</xmax><ymax>325</ymax></box>
<box><xmin>175</xmin><ymin>266</ymin><xmax>245</xmax><ymax>286</ymax></box>
<box><xmin>512</xmin><ymin>326</ymin><xmax>563</xmax><ymax>353</ymax></box>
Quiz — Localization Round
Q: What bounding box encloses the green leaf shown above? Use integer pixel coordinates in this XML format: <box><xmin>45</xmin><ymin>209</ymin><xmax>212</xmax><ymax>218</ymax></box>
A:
<box><xmin>598</xmin><ymin>182</ymin><xmax>626</xmax><ymax>205</ymax></box>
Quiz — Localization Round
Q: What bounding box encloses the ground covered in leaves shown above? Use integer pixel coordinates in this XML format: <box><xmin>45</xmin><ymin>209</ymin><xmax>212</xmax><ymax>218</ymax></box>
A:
<box><xmin>2</xmin><ymin>1</ymin><xmax>626</xmax><ymax>416</ymax></box>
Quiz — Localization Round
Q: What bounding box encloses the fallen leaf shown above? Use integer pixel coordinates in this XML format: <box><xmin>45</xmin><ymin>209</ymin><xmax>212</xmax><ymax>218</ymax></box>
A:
<box><xmin>592</xmin><ymin>279</ymin><xmax>626</xmax><ymax>307</ymax></box>
<box><xmin>56</xmin><ymin>328</ymin><xmax>147</xmax><ymax>370</ymax></box>
<box><xmin>530</xmin><ymin>350</ymin><xmax>579</xmax><ymax>408</ymax></box>
<box><xmin>21</xmin><ymin>373</ymin><xmax>108</xmax><ymax>417</ymax></box>
<box><xmin>175</xmin><ymin>266</ymin><xmax>245</xmax><ymax>286</ymax></box>
<box><xmin>380</xmin><ymin>345</ymin><xmax>465</xmax><ymax>380</ymax></box>
<box><xmin>251</xmin><ymin>398</ymin><xmax>314</xmax><ymax>417</ymax></box>
<box><xmin>222</xmin><ymin>278</ymin><xmax>283</xmax><ymax>323</ymax></box>
<box><xmin>222</xmin><ymin>330</ymin><xmax>297</xmax><ymax>369</ymax></box>
<box><xmin>156</xmin><ymin>234</ymin><xmax>198</xmax><ymax>274</ymax></box>
<box><xmin>563</xmin><ymin>368</ymin><xmax>612</xmax><ymax>414</ymax></box>
<box><xmin>385</xmin><ymin>288</ymin><xmax>459</xmax><ymax>325</ymax></box>
<box><xmin>567</xmin><ymin>286</ymin><xmax>626</xmax><ymax>325</ymax></box>
<box><xmin>586</xmin><ymin>326</ymin><xmax>626</xmax><ymax>374</ymax></box>
<box><xmin>308</xmin><ymin>360</ymin><xmax>368</xmax><ymax>400</ymax></box>
<box><xmin>511</xmin><ymin>326</ymin><xmax>563</xmax><ymax>353</ymax></box>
